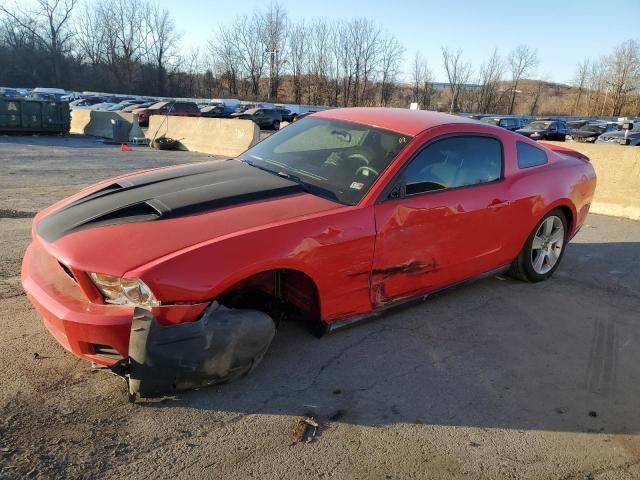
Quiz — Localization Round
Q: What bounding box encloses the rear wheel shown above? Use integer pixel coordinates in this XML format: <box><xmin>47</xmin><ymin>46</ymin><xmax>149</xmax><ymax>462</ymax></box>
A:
<box><xmin>509</xmin><ymin>209</ymin><xmax>568</xmax><ymax>282</ymax></box>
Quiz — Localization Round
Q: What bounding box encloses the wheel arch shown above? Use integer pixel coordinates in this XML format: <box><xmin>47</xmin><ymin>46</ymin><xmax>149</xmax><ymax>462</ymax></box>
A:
<box><xmin>544</xmin><ymin>200</ymin><xmax>576</xmax><ymax>237</ymax></box>
<box><xmin>215</xmin><ymin>267</ymin><xmax>325</xmax><ymax>336</ymax></box>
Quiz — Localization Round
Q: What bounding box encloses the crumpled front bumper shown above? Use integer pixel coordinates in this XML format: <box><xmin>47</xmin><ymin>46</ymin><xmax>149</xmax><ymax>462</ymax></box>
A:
<box><xmin>112</xmin><ymin>302</ymin><xmax>276</xmax><ymax>397</ymax></box>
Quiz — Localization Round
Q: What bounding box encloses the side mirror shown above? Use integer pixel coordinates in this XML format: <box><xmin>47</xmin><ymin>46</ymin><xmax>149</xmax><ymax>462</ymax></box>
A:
<box><xmin>622</xmin><ymin>122</ymin><xmax>633</xmax><ymax>130</ymax></box>
<box><xmin>388</xmin><ymin>183</ymin><xmax>406</xmax><ymax>200</ymax></box>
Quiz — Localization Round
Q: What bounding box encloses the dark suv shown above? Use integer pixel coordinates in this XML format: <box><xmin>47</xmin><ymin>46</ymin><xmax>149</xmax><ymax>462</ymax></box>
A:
<box><xmin>516</xmin><ymin>120</ymin><xmax>570</xmax><ymax>141</ymax></box>
<box><xmin>137</xmin><ymin>101</ymin><xmax>200</xmax><ymax>127</ymax></box>
<box><xmin>231</xmin><ymin>108</ymin><xmax>283</xmax><ymax>130</ymax></box>
<box><xmin>480</xmin><ymin>116</ymin><xmax>528</xmax><ymax>131</ymax></box>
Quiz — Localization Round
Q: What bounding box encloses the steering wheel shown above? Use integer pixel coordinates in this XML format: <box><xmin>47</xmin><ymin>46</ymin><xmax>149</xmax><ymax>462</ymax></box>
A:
<box><xmin>355</xmin><ymin>165</ymin><xmax>379</xmax><ymax>178</ymax></box>
<box><xmin>345</xmin><ymin>146</ymin><xmax>373</xmax><ymax>166</ymax></box>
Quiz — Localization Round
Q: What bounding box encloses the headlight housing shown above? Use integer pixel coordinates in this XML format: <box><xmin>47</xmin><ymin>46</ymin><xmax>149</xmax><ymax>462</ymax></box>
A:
<box><xmin>88</xmin><ymin>273</ymin><xmax>160</xmax><ymax>307</ymax></box>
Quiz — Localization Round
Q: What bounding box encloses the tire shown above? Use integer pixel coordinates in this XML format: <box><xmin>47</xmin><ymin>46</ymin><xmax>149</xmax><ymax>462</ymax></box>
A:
<box><xmin>509</xmin><ymin>208</ymin><xmax>568</xmax><ymax>282</ymax></box>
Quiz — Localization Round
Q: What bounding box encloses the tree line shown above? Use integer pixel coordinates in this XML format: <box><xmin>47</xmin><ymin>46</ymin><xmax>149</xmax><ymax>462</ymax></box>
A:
<box><xmin>1</xmin><ymin>0</ymin><xmax>639</xmax><ymax>116</ymax></box>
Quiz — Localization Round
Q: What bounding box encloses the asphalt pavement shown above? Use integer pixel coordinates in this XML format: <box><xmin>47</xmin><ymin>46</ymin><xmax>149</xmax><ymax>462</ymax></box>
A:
<box><xmin>1</xmin><ymin>135</ymin><xmax>639</xmax><ymax>479</ymax></box>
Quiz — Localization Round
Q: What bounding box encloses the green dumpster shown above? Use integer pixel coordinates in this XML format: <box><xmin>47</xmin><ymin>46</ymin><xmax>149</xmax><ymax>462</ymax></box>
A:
<box><xmin>0</xmin><ymin>98</ymin><xmax>70</xmax><ymax>134</ymax></box>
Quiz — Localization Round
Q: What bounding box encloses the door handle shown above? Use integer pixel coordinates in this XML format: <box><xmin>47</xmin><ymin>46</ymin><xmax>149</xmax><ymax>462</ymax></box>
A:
<box><xmin>488</xmin><ymin>199</ymin><xmax>510</xmax><ymax>209</ymax></box>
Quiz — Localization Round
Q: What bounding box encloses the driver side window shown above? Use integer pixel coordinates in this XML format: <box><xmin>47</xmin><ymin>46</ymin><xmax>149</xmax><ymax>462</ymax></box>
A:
<box><xmin>404</xmin><ymin>136</ymin><xmax>502</xmax><ymax>195</ymax></box>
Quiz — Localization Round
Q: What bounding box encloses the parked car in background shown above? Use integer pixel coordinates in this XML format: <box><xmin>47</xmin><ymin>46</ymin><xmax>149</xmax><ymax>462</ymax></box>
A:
<box><xmin>566</xmin><ymin>122</ymin><xmax>619</xmax><ymax>143</ymax></box>
<box><xmin>293</xmin><ymin>111</ymin><xmax>317</xmax><ymax>122</ymax></box>
<box><xmin>596</xmin><ymin>122</ymin><xmax>640</xmax><ymax>146</ymax></box>
<box><xmin>566</xmin><ymin>120</ymin><xmax>591</xmax><ymax>130</ymax></box>
<box><xmin>230</xmin><ymin>108</ymin><xmax>282</xmax><ymax>129</ymax></box>
<box><xmin>200</xmin><ymin>105</ymin><xmax>235</xmax><ymax>118</ymax></box>
<box><xmin>21</xmin><ymin>108</ymin><xmax>597</xmax><ymax>396</ymax></box>
<box><xmin>0</xmin><ymin>87</ymin><xmax>22</xmax><ymax>98</ymax></box>
<box><xmin>31</xmin><ymin>87</ymin><xmax>66</xmax><ymax>100</ymax></box>
<box><xmin>516</xmin><ymin>120</ymin><xmax>569</xmax><ymax>141</ymax></box>
<box><xmin>137</xmin><ymin>101</ymin><xmax>201</xmax><ymax>127</ymax></box>
<box><xmin>480</xmin><ymin>116</ymin><xmax>528</xmax><ymax>131</ymax></box>
<box><xmin>91</xmin><ymin>102</ymin><xmax>119</xmax><ymax>111</ymax></box>
<box><xmin>121</xmin><ymin>101</ymin><xmax>156</xmax><ymax>112</ymax></box>
<box><xmin>69</xmin><ymin>97</ymin><xmax>105</xmax><ymax>108</ymax></box>
<box><xmin>275</xmin><ymin>107</ymin><xmax>296</xmax><ymax>122</ymax></box>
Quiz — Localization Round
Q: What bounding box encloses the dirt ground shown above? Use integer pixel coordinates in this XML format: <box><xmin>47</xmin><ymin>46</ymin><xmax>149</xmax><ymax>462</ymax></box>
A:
<box><xmin>1</xmin><ymin>135</ymin><xmax>639</xmax><ymax>480</ymax></box>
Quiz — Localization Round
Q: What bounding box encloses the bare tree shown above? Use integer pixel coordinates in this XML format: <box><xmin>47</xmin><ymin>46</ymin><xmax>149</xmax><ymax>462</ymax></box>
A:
<box><xmin>585</xmin><ymin>58</ymin><xmax>608</xmax><ymax>115</ymax></box>
<box><xmin>308</xmin><ymin>18</ymin><xmax>330</xmax><ymax>105</ymax></box>
<box><xmin>288</xmin><ymin>20</ymin><xmax>308</xmax><ymax>105</ymax></box>
<box><xmin>608</xmin><ymin>40</ymin><xmax>640</xmax><ymax>116</ymax></box>
<box><xmin>261</xmin><ymin>2</ymin><xmax>287</xmax><ymax>101</ymax></box>
<box><xmin>210</xmin><ymin>25</ymin><xmax>241</xmax><ymax>96</ymax></box>
<box><xmin>379</xmin><ymin>33</ymin><xmax>404</xmax><ymax>106</ymax></box>
<box><xmin>571</xmin><ymin>60</ymin><xmax>589</xmax><ymax>115</ymax></box>
<box><xmin>145</xmin><ymin>3</ymin><xmax>180</xmax><ymax>95</ymax></box>
<box><xmin>441</xmin><ymin>46</ymin><xmax>471</xmax><ymax>113</ymax></box>
<box><xmin>0</xmin><ymin>0</ymin><xmax>77</xmax><ymax>83</ymax></box>
<box><xmin>476</xmin><ymin>48</ymin><xmax>503</xmax><ymax>113</ymax></box>
<box><xmin>412</xmin><ymin>53</ymin><xmax>434</xmax><ymax>110</ymax></box>
<box><xmin>507</xmin><ymin>45</ymin><xmax>538</xmax><ymax>114</ymax></box>
<box><xmin>234</xmin><ymin>13</ymin><xmax>267</xmax><ymax>98</ymax></box>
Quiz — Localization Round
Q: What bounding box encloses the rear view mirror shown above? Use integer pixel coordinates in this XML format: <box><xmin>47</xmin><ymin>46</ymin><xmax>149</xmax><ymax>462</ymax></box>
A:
<box><xmin>331</xmin><ymin>129</ymin><xmax>352</xmax><ymax>143</ymax></box>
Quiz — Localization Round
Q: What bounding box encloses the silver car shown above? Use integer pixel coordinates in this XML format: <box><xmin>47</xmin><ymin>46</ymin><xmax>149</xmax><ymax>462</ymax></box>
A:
<box><xmin>596</xmin><ymin>122</ymin><xmax>640</xmax><ymax>146</ymax></box>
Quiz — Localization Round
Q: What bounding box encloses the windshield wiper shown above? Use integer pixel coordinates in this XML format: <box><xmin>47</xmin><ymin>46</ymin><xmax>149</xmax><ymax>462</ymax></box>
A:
<box><xmin>241</xmin><ymin>158</ymin><xmax>282</xmax><ymax>177</ymax></box>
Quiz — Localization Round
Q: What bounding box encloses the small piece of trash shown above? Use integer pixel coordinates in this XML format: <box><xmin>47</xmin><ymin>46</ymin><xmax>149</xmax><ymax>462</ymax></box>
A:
<box><xmin>555</xmin><ymin>407</ymin><xmax>567</xmax><ymax>415</ymax></box>
<box><xmin>33</xmin><ymin>352</ymin><xmax>40</xmax><ymax>359</ymax></box>
<box><xmin>291</xmin><ymin>416</ymin><xmax>320</xmax><ymax>445</ymax></box>
<box><xmin>0</xmin><ymin>447</ymin><xmax>10</xmax><ymax>452</ymax></box>
<box><xmin>588</xmin><ymin>411</ymin><xmax>598</xmax><ymax>418</ymax></box>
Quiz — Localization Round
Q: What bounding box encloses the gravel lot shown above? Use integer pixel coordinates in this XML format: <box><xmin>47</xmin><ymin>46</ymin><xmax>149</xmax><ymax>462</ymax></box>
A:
<box><xmin>1</xmin><ymin>135</ymin><xmax>639</xmax><ymax>480</ymax></box>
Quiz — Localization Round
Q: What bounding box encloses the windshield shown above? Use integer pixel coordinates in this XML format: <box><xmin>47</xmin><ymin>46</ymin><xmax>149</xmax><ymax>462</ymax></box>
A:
<box><xmin>528</xmin><ymin>121</ymin><xmax>551</xmax><ymax>131</ymax></box>
<box><xmin>481</xmin><ymin>118</ymin><xmax>500</xmax><ymax>125</ymax></box>
<box><xmin>238</xmin><ymin>117</ymin><xmax>413</xmax><ymax>205</ymax></box>
<box><xmin>581</xmin><ymin>124</ymin><xmax>606</xmax><ymax>133</ymax></box>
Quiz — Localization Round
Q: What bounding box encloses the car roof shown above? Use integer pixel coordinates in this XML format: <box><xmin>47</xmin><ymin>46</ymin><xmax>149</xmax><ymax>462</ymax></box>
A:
<box><xmin>312</xmin><ymin>107</ymin><xmax>478</xmax><ymax>136</ymax></box>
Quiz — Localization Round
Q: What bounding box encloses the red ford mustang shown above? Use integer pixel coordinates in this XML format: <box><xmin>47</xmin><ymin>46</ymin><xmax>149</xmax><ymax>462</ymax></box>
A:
<box><xmin>22</xmin><ymin>108</ymin><xmax>597</xmax><ymax>396</ymax></box>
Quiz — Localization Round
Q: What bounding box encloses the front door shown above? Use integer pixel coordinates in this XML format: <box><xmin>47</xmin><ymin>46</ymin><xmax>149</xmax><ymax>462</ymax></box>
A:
<box><xmin>371</xmin><ymin>134</ymin><xmax>510</xmax><ymax>307</ymax></box>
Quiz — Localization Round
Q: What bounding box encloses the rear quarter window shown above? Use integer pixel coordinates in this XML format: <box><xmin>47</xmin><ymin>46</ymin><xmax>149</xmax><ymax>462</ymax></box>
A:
<box><xmin>517</xmin><ymin>141</ymin><xmax>548</xmax><ymax>169</ymax></box>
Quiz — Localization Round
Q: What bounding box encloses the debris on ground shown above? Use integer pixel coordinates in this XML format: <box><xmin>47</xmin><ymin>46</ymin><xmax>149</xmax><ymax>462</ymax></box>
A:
<box><xmin>588</xmin><ymin>411</ymin><xmax>598</xmax><ymax>417</ymax></box>
<box><xmin>152</xmin><ymin>136</ymin><xmax>180</xmax><ymax>150</ymax></box>
<box><xmin>291</xmin><ymin>416</ymin><xmax>320</xmax><ymax>445</ymax></box>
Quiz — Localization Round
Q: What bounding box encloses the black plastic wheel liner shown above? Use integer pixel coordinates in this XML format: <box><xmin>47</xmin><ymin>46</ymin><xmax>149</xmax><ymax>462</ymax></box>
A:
<box><xmin>112</xmin><ymin>302</ymin><xmax>276</xmax><ymax>397</ymax></box>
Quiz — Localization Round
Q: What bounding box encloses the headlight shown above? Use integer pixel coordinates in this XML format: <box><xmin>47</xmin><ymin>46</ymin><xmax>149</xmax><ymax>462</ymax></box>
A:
<box><xmin>88</xmin><ymin>273</ymin><xmax>160</xmax><ymax>307</ymax></box>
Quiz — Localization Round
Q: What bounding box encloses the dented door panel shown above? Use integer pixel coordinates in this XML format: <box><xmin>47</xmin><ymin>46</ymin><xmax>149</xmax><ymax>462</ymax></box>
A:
<box><xmin>371</xmin><ymin>183</ymin><xmax>510</xmax><ymax>307</ymax></box>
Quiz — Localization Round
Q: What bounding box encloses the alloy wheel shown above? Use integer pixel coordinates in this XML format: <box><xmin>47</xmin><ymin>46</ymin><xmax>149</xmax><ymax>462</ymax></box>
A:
<box><xmin>530</xmin><ymin>215</ymin><xmax>565</xmax><ymax>275</ymax></box>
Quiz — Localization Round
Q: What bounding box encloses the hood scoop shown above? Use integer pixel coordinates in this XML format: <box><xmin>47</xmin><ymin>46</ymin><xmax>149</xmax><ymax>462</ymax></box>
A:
<box><xmin>38</xmin><ymin>160</ymin><xmax>302</xmax><ymax>242</ymax></box>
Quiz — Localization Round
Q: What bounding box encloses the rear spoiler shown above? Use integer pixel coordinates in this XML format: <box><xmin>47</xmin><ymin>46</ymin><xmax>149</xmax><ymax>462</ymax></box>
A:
<box><xmin>540</xmin><ymin>142</ymin><xmax>590</xmax><ymax>162</ymax></box>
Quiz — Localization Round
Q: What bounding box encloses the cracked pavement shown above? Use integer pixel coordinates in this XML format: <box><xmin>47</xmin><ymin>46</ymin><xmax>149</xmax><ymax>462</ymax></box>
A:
<box><xmin>1</xmin><ymin>135</ymin><xmax>639</xmax><ymax>479</ymax></box>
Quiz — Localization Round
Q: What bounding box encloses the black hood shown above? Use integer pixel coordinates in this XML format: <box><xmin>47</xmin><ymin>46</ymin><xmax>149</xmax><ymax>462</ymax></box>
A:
<box><xmin>37</xmin><ymin>160</ymin><xmax>302</xmax><ymax>242</ymax></box>
<box><xmin>571</xmin><ymin>128</ymin><xmax>603</xmax><ymax>138</ymax></box>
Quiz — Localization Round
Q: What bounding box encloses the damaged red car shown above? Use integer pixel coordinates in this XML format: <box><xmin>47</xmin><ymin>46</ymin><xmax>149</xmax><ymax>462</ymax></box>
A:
<box><xmin>22</xmin><ymin>108</ymin><xmax>597</xmax><ymax>396</ymax></box>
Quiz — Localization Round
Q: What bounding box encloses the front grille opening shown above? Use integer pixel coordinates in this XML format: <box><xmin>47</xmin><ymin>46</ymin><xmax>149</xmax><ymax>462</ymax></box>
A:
<box><xmin>58</xmin><ymin>262</ymin><xmax>77</xmax><ymax>283</ymax></box>
<box><xmin>92</xmin><ymin>344</ymin><xmax>124</xmax><ymax>361</ymax></box>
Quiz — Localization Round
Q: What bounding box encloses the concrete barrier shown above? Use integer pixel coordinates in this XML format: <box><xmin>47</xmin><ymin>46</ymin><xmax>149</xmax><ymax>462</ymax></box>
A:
<box><xmin>146</xmin><ymin>116</ymin><xmax>259</xmax><ymax>157</ymax></box>
<box><xmin>70</xmin><ymin>109</ymin><xmax>133</xmax><ymax>139</ymax></box>
<box><xmin>545</xmin><ymin>142</ymin><xmax>640</xmax><ymax>220</ymax></box>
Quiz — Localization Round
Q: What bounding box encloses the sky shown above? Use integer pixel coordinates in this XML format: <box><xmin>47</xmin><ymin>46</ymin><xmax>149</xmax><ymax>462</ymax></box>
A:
<box><xmin>155</xmin><ymin>0</ymin><xmax>638</xmax><ymax>84</ymax></box>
